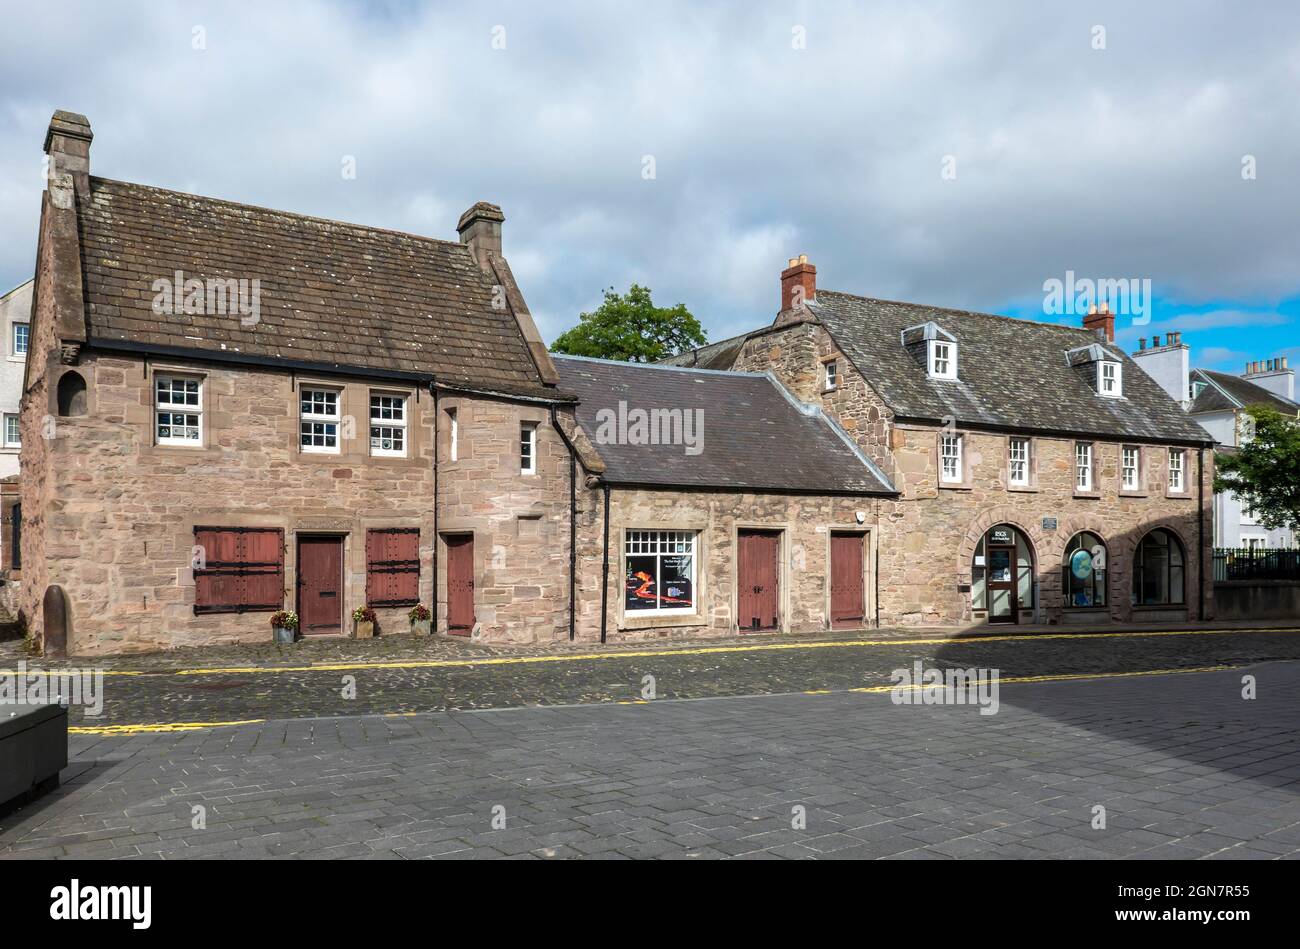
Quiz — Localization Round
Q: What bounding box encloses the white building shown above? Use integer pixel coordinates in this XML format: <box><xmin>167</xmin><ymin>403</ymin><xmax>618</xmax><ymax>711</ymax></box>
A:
<box><xmin>1131</xmin><ymin>333</ymin><xmax>1298</xmax><ymax>548</ymax></box>
<box><xmin>0</xmin><ymin>279</ymin><xmax>31</xmax><ymax>478</ymax></box>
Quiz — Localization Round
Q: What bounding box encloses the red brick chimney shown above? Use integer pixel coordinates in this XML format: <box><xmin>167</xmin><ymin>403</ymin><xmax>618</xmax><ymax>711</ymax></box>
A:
<box><xmin>780</xmin><ymin>255</ymin><xmax>816</xmax><ymax>315</ymax></box>
<box><xmin>1083</xmin><ymin>302</ymin><xmax>1115</xmax><ymax>343</ymax></box>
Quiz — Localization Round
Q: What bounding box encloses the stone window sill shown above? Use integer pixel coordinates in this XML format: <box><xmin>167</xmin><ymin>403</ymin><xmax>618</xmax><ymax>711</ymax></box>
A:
<box><xmin>1007</xmin><ymin>484</ymin><xmax>1038</xmax><ymax>493</ymax></box>
<box><xmin>1119</xmin><ymin>490</ymin><xmax>1149</xmax><ymax>498</ymax></box>
<box><xmin>1164</xmin><ymin>491</ymin><xmax>1194</xmax><ymax>500</ymax></box>
<box><xmin>618</xmin><ymin>613</ymin><xmax>707</xmax><ymax>631</ymax></box>
<box><xmin>939</xmin><ymin>481</ymin><xmax>973</xmax><ymax>491</ymax></box>
<box><xmin>1073</xmin><ymin>490</ymin><xmax>1102</xmax><ymax>499</ymax></box>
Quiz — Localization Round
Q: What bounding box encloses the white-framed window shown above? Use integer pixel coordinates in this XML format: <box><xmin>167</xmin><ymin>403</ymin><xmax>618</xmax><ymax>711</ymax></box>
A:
<box><xmin>824</xmin><ymin>360</ymin><xmax>839</xmax><ymax>391</ymax></box>
<box><xmin>369</xmin><ymin>392</ymin><xmax>407</xmax><ymax>457</ymax></box>
<box><xmin>446</xmin><ymin>407</ymin><xmax>458</xmax><ymax>461</ymax></box>
<box><xmin>12</xmin><ymin>323</ymin><xmax>29</xmax><ymax>356</ymax></box>
<box><xmin>1122</xmin><ymin>446</ymin><xmax>1140</xmax><ymax>491</ymax></box>
<box><xmin>300</xmin><ymin>387</ymin><xmax>341</xmax><ymax>453</ymax></box>
<box><xmin>624</xmin><ymin>529</ymin><xmax>696</xmax><ymax>615</ymax></box>
<box><xmin>155</xmin><ymin>374</ymin><xmax>202</xmax><ymax>446</ymax></box>
<box><xmin>520</xmin><ymin>422</ymin><xmax>538</xmax><ymax>474</ymax></box>
<box><xmin>2</xmin><ymin>414</ymin><xmax>19</xmax><ymax>448</ymax></box>
<box><xmin>1008</xmin><ymin>437</ymin><xmax>1030</xmax><ymax>487</ymax></box>
<box><xmin>1098</xmin><ymin>360</ymin><xmax>1122</xmax><ymax>397</ymax></box>
<box><xmin>929</xmin><ymin>340</ymin><xmax>958</xmax><ymax>380</ymax></box>
<box><xmin>1075</xmin><ymin>442</ymin><xmax>1093</xmax><ymax>491</ymax></box>
<box><xmin>940</xmin><ymin>433</ymin><xmax>963</xmax><ymax>483</ymax></box>
<box><xmin>1168</xmin><ymin>449</ymin><xmax>1186</xmax><ymax>493</ymax></box>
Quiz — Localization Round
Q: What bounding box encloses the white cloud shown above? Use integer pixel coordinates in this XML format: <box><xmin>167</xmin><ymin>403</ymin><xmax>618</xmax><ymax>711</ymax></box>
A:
<box><xmin>2</xmin><ymin>0</ymin><xmax>1300</xmax><ymax>346</ymax></box>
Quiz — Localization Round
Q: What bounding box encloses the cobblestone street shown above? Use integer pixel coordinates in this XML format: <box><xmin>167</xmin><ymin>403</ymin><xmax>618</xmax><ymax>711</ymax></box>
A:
<box><xmin>1</xmin><ymin>629</ymin><xmax>1299</xmax><ymax>860</ymax></box>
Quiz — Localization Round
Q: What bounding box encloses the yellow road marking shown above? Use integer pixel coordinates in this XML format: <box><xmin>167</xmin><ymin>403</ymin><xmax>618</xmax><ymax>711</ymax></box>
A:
<box><xmin>848</xmin><ymin>664</ymin><xmax>1233</xmax><ymax>693</ymax></box>
<box><xmin>69</xmin><ymin>719</ymin><xmax>264</xmax><ymax>736</ymax></box>
<box><xmin>154</xmin><ymin>625</ymin><xmax>1298</xmax><ymax>676</ymax></box>
<box><xmin>61</xmin><ymin>662</ymin><xmax>1250</xmax><ymax>735</ymax></box>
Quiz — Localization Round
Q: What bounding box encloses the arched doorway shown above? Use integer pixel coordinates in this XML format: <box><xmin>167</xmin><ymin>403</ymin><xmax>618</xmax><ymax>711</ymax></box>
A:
<box><xmin>972</xmin><ymin>523</ymin><xmax>1035</xmax><ymax>624</ymax></box>
<box><xmin>1062</xmin><ymin>531</ymin><xmax>1108</xmax><ymax>609</ymax></box>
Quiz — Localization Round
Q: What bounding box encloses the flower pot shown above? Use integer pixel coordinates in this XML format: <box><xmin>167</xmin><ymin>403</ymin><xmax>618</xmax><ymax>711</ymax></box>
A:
<box><xmin>353</xmin><ymin>619</ymin><xmax>375</xmax><ymax>640</ymax></box>
<box><xmin>411</xmin><ymin>618</ymin><xmax>431</xmax><ymax>636</ymax></box>
<box><xmin>272</xmin><ymin>625</ymin><xmax>295</xmax><ymax>645</ymax></box>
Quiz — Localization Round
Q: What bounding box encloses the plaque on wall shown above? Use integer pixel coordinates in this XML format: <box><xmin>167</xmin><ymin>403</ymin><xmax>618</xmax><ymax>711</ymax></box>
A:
<box><xmin>1041</xmin><ymin>516</ymin><xmax>1058</xmax><ymax>531</ymax></box>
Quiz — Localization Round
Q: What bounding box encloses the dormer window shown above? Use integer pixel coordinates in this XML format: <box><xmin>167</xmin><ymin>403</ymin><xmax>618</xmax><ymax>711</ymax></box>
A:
<box><xmin>1098</xmin><ymin>360</ymin><xmax>1122</xmax><ymax>398</ymax></box>
<box><xmin>929</xmin><ymin>340</ymin><xmax>958</xmax><ymax>380</ymax></box>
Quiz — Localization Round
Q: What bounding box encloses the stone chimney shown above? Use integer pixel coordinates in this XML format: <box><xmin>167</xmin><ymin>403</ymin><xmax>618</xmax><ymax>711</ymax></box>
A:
<box><xmin>44</xmin><ymin>110</ymin><xmax>93</xmax><ymax>198</ymax></box>
<box><xmin>1131</xmin><ymin>329</ymin><xmax>1190</xmax><ymax>406</ymax></box>
<box><xmin>456</xmin><ymin>201</ymin><xmax>505</xmax><ymax>271</ymax></box>
<box><xmin>1243</xmin><ymin>356</ymin><xmax>1295</xmax><ymax>403</ymax></box>
<box><xmin>1083</xmin><ymin>302</ymin><xmax>1115</xmax><ymax>343</ymax></box>
<box><xmin>777</xmin><ymin>255</ymin><xmax>816</xmax><ymax>323</ymax></box>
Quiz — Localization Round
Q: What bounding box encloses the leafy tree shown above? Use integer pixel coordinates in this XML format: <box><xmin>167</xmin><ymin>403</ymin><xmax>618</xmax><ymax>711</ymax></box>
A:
<box><xmin>550</xmin><ymin>284</ymin><xmax>706</xmax><ymax>362</ymax></box>
<box><xmin>1214</xmin><ymin>404</ymin><xmax>1300</xmax><ymax>531</ymax></box>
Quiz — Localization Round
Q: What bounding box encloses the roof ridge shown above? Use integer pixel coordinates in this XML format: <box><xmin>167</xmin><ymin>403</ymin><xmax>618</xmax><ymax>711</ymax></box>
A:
<box><xmin>88</xmin><ymin>176</ymin><xmax>468</xmax><ymax>251</ymax></box>
<box><xmin>552</xmin><ymin>352</ymin><xmax>768</xmax><ymax>379</ymax></box>
<box><xmin>816</xmin><ymin>287</ymin><xmax>1100</xmax><ymax>337</ymax></box>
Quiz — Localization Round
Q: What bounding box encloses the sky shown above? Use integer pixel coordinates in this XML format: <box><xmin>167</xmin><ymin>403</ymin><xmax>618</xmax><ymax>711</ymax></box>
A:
<box><xmin>1</xmin><ymin>0</ymin><xmax>1298</xmax><ymax>376</ymax></box>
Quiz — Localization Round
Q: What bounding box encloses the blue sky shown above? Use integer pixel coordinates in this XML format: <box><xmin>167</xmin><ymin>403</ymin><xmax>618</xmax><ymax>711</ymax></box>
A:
<box><xmin>1</xmin><ymin>0</ymin><xmax>1297</xmax><ymax>376</ymax></box>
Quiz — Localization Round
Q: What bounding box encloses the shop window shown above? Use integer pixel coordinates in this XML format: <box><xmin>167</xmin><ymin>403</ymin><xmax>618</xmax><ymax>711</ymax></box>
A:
<box><xmin>1134</xmin><ymin>529</ymin><xmax>1185</xmax><ymax>606</ymax></box>
<box><xmin>625</xmin><ymin>530</ymin><xmax>696</xmax><ymax>615</ymax></box>
<box><xmin>1062</xmin><ymin>532</ymin><xmax>1107</xmax><ymax>608</ymax></box>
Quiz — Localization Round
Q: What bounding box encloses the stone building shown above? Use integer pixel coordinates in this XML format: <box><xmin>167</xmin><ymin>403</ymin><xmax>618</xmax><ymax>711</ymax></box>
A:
<box><xmin>667</xmin><ymin>257</ymin><xmax>1218</xmax><ymax>626</ymax></box>
<box><xmin>19</xmin><ymin>111</ymin><xmax>1218</xmax><ymax>655</ymax></box>
<box><xmin>21</xmin><ymin>112</ymin><xmax>577</xmax><ymax>654</ymax></box>
<box><xmin>1131</xmin><ymin>335</ymin><xmax>1298</xmax><ymax>548</ymax></box>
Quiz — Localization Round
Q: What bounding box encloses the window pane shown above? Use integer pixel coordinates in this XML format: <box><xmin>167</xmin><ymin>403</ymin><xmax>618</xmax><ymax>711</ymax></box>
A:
<box><xmin>625</xmin><ymin>555</ymin><xmax>659</xmax><ymax>611</ymax></box>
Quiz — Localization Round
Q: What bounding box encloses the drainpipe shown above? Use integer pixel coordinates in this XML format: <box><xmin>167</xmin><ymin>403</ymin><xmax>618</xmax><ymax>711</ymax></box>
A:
<box><xmin>600</xmin><ymin>483</ymin><xmax>611</xmax><ymax>644</ymax></box>
<box><xmin>1198</xmin><ymin>446</ymin><xmax>1206</xmax><ymax>620</ymax></box>
<box><xmin>431</xmin><ymin>384</ymin><xmax>440</xmax><ymax>633</ymax></box>
<box><xmin>549</xmin><ymin>406</ymin><xmax>578</xmax><ymax>641</ymax></box>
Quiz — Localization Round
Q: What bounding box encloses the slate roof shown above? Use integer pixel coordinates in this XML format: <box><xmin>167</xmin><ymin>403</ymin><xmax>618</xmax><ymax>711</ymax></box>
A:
<box><xmin>1190</xmin><ymin>369</ymin><xmax>1300</xmax><ymax>416</ymax></box>
<box><xmin>75</xmin><ymin>177</ymin><xmax>558</xmax><ymax>398</ymax></box>
<box><xmin>806</xmin><ymin>291</ymin><xmax>1213</xmax><ymax>444</ymax></box>
<box><xmin>553</xmin><ymin>355</ymin><xmax>895</xmax><ymax>494</ymax></box>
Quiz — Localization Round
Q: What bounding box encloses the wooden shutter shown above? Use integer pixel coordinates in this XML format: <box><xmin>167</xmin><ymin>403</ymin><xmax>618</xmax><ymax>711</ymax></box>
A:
<box><xmin>194</xmin><ymin>527</ymin><xmax>284</xmax><ymax>614</ymax></box>
<box><xmin>366</xmin><ymin>528</ymin><xmax>420</xmax><ymax>606</ymax></box>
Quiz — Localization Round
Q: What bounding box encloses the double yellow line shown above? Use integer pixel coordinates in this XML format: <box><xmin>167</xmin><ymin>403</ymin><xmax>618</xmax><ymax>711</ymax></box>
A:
<box><xmin>66</xmin><ymin>662</ymin><xmax>1247</xmax><ymax>735</ymax></box>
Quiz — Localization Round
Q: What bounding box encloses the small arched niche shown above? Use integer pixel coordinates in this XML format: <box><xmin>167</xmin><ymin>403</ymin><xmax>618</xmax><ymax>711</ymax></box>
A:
<box><xmin>56</xmin><ymin>370</ymin><xmax>87</xmax><ymax>417</ymax></box>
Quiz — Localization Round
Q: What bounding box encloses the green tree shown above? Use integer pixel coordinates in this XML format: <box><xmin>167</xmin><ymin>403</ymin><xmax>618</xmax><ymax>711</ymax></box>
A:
<box><xmin>550</xmin><ymin>284</ymin><xmax>706</xmax><ymax>362</ymax></box>
<box><xmin>1214</xmin><ymin>404</ymin><xmax>1300</xmax><ymax>531</ymax></box>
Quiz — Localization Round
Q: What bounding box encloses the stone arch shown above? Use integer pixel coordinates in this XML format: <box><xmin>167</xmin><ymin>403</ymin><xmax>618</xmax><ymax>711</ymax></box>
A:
<box><xmin>956</xmin><ymin>506</ymin><xmax>1044</xmax><ymax>583</ymax></box>
<box><xmin>56</xmin><ymin>370</ymin><xmax>87</xmax><ymax>417</ymax></box>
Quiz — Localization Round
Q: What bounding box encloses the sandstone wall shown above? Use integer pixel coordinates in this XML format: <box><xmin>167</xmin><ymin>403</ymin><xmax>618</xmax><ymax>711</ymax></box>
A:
<box><xmin>25</xmin><ymin>352</ymin><xmax>573</xmax><ymax>654</ymax></box>
<box><xmin>574</xmin><ymin>486</ymin><xmax>878</xmax><ymax>642</ymax></box>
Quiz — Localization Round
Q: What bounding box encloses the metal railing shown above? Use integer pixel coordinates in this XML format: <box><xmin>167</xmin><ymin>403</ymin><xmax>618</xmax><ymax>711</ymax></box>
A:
<box><xmin>1213</xmin><ymin>547</ymin><xmax>1300</xmax><ymax>582</ymax></box>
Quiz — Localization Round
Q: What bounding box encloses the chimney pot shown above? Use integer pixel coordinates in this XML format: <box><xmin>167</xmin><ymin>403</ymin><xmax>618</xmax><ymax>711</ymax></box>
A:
<box><xmin>456</xmin><ymin>201</ymin><xmax>505</xmax><ymax>271</ymax></box>
<box><xmin>1138</xmin><ymin>338</ymin><xmax>1147</xmax><ymax>351</ymax></box>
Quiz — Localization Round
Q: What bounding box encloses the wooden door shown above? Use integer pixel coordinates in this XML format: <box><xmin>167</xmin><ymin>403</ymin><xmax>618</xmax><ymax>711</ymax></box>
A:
<box><xmin>830</xmin><ymin>532</ymin><xmax>866</xmax><ymax>629</ymax></box>
<box><xmin>297</xmin><ymin>536</ymin><xmax>343</xmax><ymax>634</ymax></box>
<box><xmin>737</xmin><ymin>530</ymin><xmax>780</xmax><ymax>631</ymax></box>
<box><xmin>445</xmin><ymin>534</ymin><xmax>475</xmax><ymax>634</ymax></box>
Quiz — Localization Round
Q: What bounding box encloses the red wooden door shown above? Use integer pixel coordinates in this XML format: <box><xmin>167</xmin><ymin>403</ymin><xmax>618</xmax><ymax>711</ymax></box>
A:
<box><xmin>297</xmin><ymin>536</ymin><xmax>343</xmax><ymax>634</ymax></box>
<box><xmin>445</xmin><ymin>534</ymin><xmax>475</xmax><ymax>634</ymax></box>
<box><xmin>737</xmin><ymin>530</ymin><xmax>780</xmax><ymax>631</ymax></box>
<box><xmin>830</xmin><ymin>532</ymin><xmax>866</xmax><ymax>629</ymax></box>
